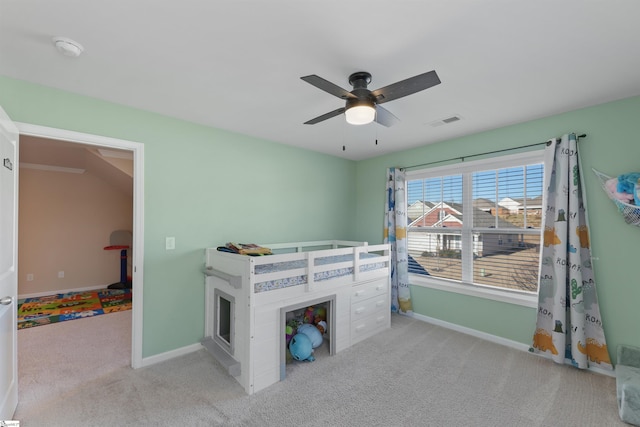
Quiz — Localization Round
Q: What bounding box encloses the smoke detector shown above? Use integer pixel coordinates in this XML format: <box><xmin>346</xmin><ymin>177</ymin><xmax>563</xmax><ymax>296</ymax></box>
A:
<box><xmin>52</xmin><ymin>37</ymin><xmax>84</xmax><ymax>57</ymax></box>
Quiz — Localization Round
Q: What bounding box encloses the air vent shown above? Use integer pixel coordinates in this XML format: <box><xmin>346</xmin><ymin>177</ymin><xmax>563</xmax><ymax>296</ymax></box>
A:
<box><xmin>428</xmin><ymin>115</ymin><xmax>463</xmax><ymax>127</ymax></box>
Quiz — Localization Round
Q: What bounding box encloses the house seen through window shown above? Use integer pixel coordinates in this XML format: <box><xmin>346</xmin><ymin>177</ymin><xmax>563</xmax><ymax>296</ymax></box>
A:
<box><xmin>406</xmin><ymin>151</ymin><xmax>544</xmax><ymax>295</ymax></box>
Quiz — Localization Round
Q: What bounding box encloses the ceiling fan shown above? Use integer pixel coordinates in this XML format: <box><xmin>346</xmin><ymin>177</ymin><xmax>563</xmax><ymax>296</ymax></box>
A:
<box><xmin>301</xmin><ymin>70</ymin><xmax>441</xmax><ymax>127</ymax></box>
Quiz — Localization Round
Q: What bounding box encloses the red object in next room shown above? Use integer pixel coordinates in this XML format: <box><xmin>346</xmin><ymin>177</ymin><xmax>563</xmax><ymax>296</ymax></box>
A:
<box><xmin>104</xmin><ymin>242</ymin><xmax>131</xmax><ymax>289</ymax></box>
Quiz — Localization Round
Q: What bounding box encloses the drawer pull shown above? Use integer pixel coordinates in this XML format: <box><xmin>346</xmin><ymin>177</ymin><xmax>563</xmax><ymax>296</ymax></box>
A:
<box><xmin>376</xmin><ymin>285</ymin><xmax>385</xmax><ymax>291</ymax></box>
<box><xmin>376</xmin><ymin>316</ymin><xmax>386</xmax><ymax>323</ymax></box>
<box><xmin>355</xmin><ymin>324</ymin><xmax>366</xmax><ymax>332</ymax></box>
<box><xmin>355</xmin><ymin>307</ymin><xmax>365</xmax><ymax>314</ymax></box>
<box><xmin>355</xmin><ymin>290</ymin><xmax>365</xmax><ymax>297</ymax></box>
<box><xmin>376</xmin><ymin>300</ymin><xmax>384</xmax><ymax>307</ymax></box>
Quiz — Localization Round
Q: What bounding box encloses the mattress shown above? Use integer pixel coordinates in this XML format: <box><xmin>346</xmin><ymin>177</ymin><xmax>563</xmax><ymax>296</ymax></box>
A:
<box><xmin>254</xmin><ymin>253</ymin><xmax>386</xmax><ymax>293</ymax></box>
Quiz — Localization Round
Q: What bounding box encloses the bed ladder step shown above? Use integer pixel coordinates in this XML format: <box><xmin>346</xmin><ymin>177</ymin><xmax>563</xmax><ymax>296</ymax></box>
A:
<box><xmin>201</xmin><ymin>337</ymin><xmax>241</xmax><ymax>377</ymax></box>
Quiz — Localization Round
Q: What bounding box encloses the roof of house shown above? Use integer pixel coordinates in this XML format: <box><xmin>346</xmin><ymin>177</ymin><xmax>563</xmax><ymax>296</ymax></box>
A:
<box><xmin>472</xmin><ymin>198</ymin><xmax>497</xmax><ymax>211</ymax></box>
<box><xmin>409</xmin><ymin>201</ymin><xmax>520</xmax><ymax>229</ymax></box>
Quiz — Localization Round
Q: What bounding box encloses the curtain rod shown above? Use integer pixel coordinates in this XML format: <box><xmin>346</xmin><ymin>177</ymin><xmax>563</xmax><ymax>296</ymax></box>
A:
<box><xmin>402</xmin><ymin>133</ymin><xmax>587</xmax><ymax>171</ymax></box>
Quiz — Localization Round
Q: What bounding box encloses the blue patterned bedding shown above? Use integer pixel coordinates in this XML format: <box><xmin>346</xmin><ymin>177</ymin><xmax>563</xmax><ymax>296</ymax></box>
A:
<box><xmin>254</xmin><ymin>253</ymin><xmax>386</xmax><ymax>293</ymax></box>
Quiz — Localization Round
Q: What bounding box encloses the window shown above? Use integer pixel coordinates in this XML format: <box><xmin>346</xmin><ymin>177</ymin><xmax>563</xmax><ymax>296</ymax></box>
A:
<box><xmin>406</xmin><ymin>151</ymin><xmax>544</xmax><ymax>299</ymax></box>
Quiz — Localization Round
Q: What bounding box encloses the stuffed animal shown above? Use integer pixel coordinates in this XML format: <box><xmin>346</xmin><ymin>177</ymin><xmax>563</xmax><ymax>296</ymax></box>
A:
<box><xmin>303</xmin><ymin>306</ymin><xmax>315</xmax><ymax>324</ymax></box>
<box><xmin>313</xmin><ymin>306</ymin><xmax>326</xmax><ymax>323</ymax></box>
<box><xmin>297</xmin><ymin>323</ymin><xmax>323</xmax><ymax>348</ymax></box>
<box><xmin>315</xmin><ymin>320</ymin><xmax>327</xmax><ymax>335</ymax></box>
<box><xmin>288</xmin><ymin>333</ymin><xmax>315</xmax><ymax>362</ymax></box>
<box><xmin>285</xmin><ymin>325</ymin><xmax>294</xmax><ymax>346</ymax></box>
<box><xmin>617</xmin><ymin>173</ymin><xmax>640</xmax><ymax>205</ymax></box>
<box><xmin>286</xmin><ymin>318</ymin><xmax>301</xmax><ymax>344</ymax></box>
<box><xmin>606</xmin><ymin>178</ymin><xmax>634</xmax><ymax>203</ymax></box>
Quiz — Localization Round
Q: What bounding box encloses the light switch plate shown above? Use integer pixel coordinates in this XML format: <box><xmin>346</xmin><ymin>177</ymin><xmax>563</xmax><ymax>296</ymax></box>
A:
<box><xmin>166</xmin><ymin>237</ymin><xmax>176</xmax><ymax>250</ymax></box>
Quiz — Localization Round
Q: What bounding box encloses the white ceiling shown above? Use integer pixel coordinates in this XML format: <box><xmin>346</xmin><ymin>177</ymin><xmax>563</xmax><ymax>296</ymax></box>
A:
<box><xmin>2</xmin><ymin>1</ymin><xmax>639</xmax><ymax>161</ymax></box>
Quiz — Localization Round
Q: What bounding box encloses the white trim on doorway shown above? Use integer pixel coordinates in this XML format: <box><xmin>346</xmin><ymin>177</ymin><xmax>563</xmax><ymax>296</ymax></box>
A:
<box><xmin>15</xmin><ymin>122</ymin><xmax>144</xmax><ymax>369</ymax></box>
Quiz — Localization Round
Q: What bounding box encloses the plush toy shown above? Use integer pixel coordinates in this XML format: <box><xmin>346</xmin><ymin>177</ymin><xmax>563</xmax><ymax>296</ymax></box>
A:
<box><xmin>606</xmin><ymin>178</ymin><xmax>634</xmax><ymax>203</ymax></box>
<box><xmin>313</xmin><ymin>306</ymin><xmax>326</xmax><ymax>323</ymax></box>
<box><xmin>288</xmin><ymin>333</ymin><xmax>315</xmax><ymax>362</ymax></box>
<box><xmin>315</xmin><ymin>320</ymin><xmax>327</xmax><ymax>335</ymax></box>
<box><xmin>617</xmin><ymin>173</ymin><xmax>640</xmax><ymax>205</ymax></box>
<box><xmin>286</xmin><ymin>318</ymin><xmax>301</xmax><ymax>344</ymax></box>
<box><xmin>285</xmin><ymin>325</ymin><xmax>294</xmax><ymax>346</ymax></box>
<box><xmin>303</xmin><ymin>306</ymin><xmax>315</xmax><ymax>324</ymax></box>
<box><xmin>297</xmin><ymin>323</ymin><xmax>323</xmax><ymax>348</ymax></box>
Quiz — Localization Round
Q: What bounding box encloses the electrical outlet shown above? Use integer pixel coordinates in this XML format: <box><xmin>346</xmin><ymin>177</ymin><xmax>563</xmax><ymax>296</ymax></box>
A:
<box><xmin>26</xmin><ymin>274</ymin><xmax>34</xmax><ymax>281</ymax></box>
<box><xmin>166</xmin><ymin>237</ymin><xmax>175</xmax><ymax>250</ymax></box>
<box><xmin>58</xmin><ymin>271</ymin><xmax>65</xmax><ymax>278</ymax></box>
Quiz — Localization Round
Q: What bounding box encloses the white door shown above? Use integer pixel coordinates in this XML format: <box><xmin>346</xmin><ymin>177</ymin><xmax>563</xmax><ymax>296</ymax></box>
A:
<box><xmin>0</xmin><ymin>105</ymin><xmax>18</xmax><ymax>420</ymax></box>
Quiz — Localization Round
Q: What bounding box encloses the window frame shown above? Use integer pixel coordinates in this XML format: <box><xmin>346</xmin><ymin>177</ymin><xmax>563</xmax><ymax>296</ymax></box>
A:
<box><xmin>405</xmin><ymin>150</ymin><xmax>543</xmax><ymax>308</ymax></box>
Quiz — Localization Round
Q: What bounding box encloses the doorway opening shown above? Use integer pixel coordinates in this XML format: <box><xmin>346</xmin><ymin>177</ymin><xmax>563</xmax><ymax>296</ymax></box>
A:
<box><xmin>15</xmin><ymin>122</ymin><xmax>144</xmax><ymax>368</ymax></box>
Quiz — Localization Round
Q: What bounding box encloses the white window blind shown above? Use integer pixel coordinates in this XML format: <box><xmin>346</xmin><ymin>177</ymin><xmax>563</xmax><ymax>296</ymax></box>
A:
<box><xmin>406</xmin><ymin>151</ymin><xmax>544</xmax><ymax>294</ymax></box>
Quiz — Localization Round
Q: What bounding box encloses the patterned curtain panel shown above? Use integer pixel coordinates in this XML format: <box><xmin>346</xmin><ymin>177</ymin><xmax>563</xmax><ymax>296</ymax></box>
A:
<box><xmin>384</xmin><ymin>168</ymin><xmax>411</xmax><ymax>314</ymax></box>
<box><xmin>532</xmin><ymin>134</ymin><xmax>612</xmax><ymax>370</ymax></box>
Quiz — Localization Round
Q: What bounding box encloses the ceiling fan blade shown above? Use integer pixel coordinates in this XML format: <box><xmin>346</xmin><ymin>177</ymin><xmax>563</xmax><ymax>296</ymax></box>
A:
<box><xmin>374</xmin><ymin>105</ymin><xmax>400</xmax><ymax>127</ymax></box>
<box><xmin>304</xmin><ymin>107</ymin><xmax>346</xmax><ymax>125</ymax></box>
<box><xmin>301</xmin><ymin>75</ymin><xmax>356</xmax><ymax>100</ymax></box>
<box><xmin>371</xmin><ymin>70</ymin><xmax>441</xmax><ymax>104</ymax></box>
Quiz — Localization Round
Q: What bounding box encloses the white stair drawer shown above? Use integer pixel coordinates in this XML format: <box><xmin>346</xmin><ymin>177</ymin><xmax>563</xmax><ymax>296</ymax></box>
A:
<box><xmin>351</xmin><ymin>312</ymin><xmax>389</xmax><ymax>344</ymax></box>
<box><xmin>351</xmin><ymin>295</ymin><xmax>387</xmax><ymax>318</ymax></box>
<box><xmin>351</xmin><ymin>278</ymin><xmax>388</xmax><ymax>301</ymax></box>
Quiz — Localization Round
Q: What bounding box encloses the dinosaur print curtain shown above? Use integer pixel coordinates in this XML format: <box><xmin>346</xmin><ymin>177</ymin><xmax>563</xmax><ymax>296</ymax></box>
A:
<box><xmin>532</xmin><ymin>134</ymin><xmax>611</xmax><ymax>370</ymax></box>
<box><xmin>384</xmin><ymin>168</ymin><xmax>411</xmax><ymax>314</ymax></box>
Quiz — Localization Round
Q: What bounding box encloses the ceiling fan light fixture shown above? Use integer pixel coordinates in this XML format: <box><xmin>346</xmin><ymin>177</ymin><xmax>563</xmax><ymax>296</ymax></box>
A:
<box><xmin>302</xmin><ymin>70</ymin><xmax>440</xmax><ymax>127</ymax></box>
<box><xmin>345</xmin><ymin>102</ymin><xmax>375</xmax><ymax>125</ymax></box>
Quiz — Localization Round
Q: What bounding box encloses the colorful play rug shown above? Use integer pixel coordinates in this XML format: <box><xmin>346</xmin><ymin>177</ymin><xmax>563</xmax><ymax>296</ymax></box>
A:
<box><xmin>17</xmin><ymin>288</ymin><xmax>132</xmax><ymax>329</ymax></box>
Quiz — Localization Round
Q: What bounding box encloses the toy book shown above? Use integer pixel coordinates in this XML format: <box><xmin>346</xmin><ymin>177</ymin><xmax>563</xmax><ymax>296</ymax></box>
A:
<box><xmin>225</xmin><ymin>242</ymin><xmax>272</xmax><ymax>255</ymax></box>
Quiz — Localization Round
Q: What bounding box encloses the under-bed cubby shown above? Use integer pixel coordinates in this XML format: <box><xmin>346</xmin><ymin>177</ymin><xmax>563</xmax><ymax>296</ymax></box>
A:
<box><xmin>280</xmin><ymin>296</ymin><xmax>335</xmax><ymax>380</ymax></box>
<box><xmin>202</xmin><ymin>240</ymin><xmax>390</xmax><ymax>394</ymax></box>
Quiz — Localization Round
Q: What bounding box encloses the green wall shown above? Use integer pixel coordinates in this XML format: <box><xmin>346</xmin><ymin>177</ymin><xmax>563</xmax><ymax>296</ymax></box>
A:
<box><xmin>0</xmin><ymin>76</ymin><xmax>357</xmax><ymax>358</ymax></box>
<box><xmin>356</xmin><ymin>95</ymin><xmax>640</xmax><ymax>363</ymax></box>
<box><xmin>3</xmin><ymin>74</ymin><xmax>639</xmax><ymax>364</ymax></box>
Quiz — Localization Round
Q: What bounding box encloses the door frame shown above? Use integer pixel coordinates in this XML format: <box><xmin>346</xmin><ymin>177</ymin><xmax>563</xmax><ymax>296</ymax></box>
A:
<box><xmin>16</xmin><ymin>122</ymin><xmax>144</xmax><ymax>368</ymax></box>
<box><xmin>0</xmin><ymin>106</ymin><xmax>19</xmax><ymax>419</ymax></box>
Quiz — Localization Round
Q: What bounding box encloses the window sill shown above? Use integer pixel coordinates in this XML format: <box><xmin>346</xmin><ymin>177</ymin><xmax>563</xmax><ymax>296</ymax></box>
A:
<box><xmin>410</xmin><ymin>274</ymin><xmax>538</xmax><ymax>308</ymax></box>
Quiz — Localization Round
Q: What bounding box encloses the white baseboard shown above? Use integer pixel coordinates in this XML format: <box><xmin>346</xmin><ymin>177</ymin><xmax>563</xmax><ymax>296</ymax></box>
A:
<box><xmin>411</xmin><ymin>312</ymin><xmax>615</xmax><ymax>378</ymax></box>
<box><xmin>18</xmin><ymin>284</ymin><xmax>110</xmax><ymax>299</ymax></box>
<box><xmin>140</xmin><ymin>343</ymin><xmax>203</xmax><ymax>368</ymax></box>
<box><xmin>140</xmin><ymin>314</ymin><xmax>615</xmax><ymax>377</ymax></box>
<box><xmin>411</xmin><ymin>312</ymin><xmax>531</xmax><ymax>352</ymax></box>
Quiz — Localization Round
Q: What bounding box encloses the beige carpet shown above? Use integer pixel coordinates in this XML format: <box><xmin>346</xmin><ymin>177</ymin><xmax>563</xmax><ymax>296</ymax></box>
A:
<box><xmin>15</xmin><ymin>310</ymin><xmax>131</xmax><ymax>421</ymax></box>
<box><xmin>13</xmin><ymin>313</ymin><xmax>623</xmax><ymax>427</ymax></box>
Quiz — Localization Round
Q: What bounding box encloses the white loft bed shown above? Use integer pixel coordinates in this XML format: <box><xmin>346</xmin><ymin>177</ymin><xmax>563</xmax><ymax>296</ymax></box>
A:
<box><xmin>203</xmin><ymin>240</ymin><xmax>391</xmax><ymax>395</ymax></box>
